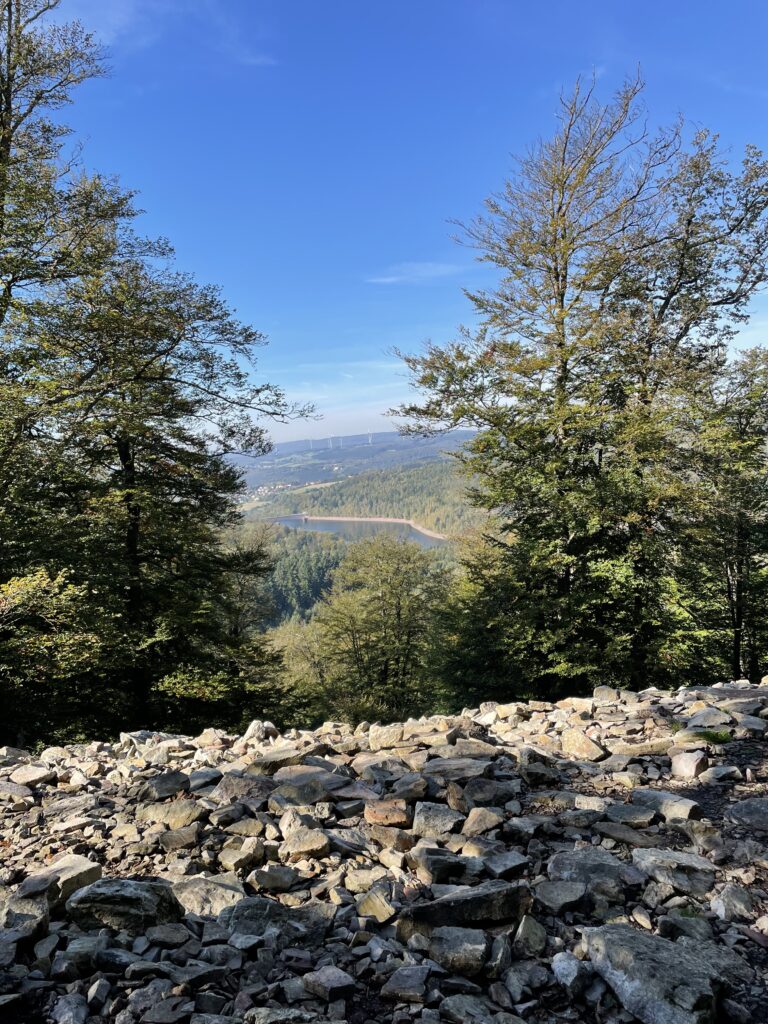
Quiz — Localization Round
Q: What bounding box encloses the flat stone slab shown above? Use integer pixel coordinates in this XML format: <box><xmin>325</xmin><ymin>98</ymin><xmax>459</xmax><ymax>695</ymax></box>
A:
<box><xmin>584</xmin><ymin>923</ymin><xmax>724</xmax><ymax>1024</ymax></box>
<box><xmin>728</xmin><ymin>796</ymin><xmax>768</xmax><ymax>831</ymax></box>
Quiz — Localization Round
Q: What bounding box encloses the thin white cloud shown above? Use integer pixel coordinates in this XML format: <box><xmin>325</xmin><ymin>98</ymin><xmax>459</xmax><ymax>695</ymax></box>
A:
<box><xmin>366</xmin><ymin>261</ymin><xmax>462</xmax><ymax>285</ymax></box>
<box><xmin>52</xmin><ymin>0</ymin><xmax>277</xmax><ymax>67</ymax></box>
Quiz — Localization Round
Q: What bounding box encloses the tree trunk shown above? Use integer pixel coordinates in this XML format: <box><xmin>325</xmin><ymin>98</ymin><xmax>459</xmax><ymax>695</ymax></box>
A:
<box><xmin>116</xmin><ymin>434</ymin><xmax>149</xmax><ymax>724</ymax></box>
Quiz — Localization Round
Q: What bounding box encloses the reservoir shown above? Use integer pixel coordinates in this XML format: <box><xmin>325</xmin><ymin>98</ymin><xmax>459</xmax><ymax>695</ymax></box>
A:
<box><xmin>272</xmin><ymin>515</ymin><xmax>447</xmax><ymax>549</ymax></box>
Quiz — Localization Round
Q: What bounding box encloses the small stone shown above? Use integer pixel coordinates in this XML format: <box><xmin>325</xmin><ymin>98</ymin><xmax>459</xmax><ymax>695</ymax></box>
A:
<box><xmin>363</xmin><ymin>798</ymin><xmax>412</xmax><ymax>827</ymax></box>
<box><xmin>303</xmin><ymin>965</ymin><xmax>355</xmax><ymax>1000</ymax></box>
<box><xmin>428</xmin><ymin>926</ymin><xmax>490</xmax><ymax>976</ymax></box>
<box><xmin>711</xmin><ymin>883</ymin><xmax>755</xmax><ymax>921</ymax></box>
<box><xmin>561</xmin><ymin>728</ymin><xmax>606</xmax><ymax>761</ymax></box>
<box><xmin>381</xmin><ymin>965</ymin><xmax>430</xmax><ymax>1002</ymax></box>
<box><xmin>513</xmin><ymin>914</ymin><xmax>546</xmax><ymax>956</ymax></box>
<box><xmin>278</xmin><ymin>827</ymin><xmax>331</xmax><ymax>861</ymax></box>
<box><xmin>631</xmin><ymin>788</ymin><xmax>701</xmax><ymax>821</ymax></box>
<box><xmin>357</xmin><ymin>886</ymin><xmax>396</xmax><ymax>923</ymax></box>
<box><xmin>485</xmin><ymin>850</ymin><xmax>530</xmax><ymax>879</ymax></box>
<box><xmin>632</xmin><ymin>848</ymin><xmax>715</xmax><ymax>896</ymax></box>
<box><xmin>729</xmin><ymin>796</ymin><xmax>768</xmax><ymax>830</ymax></box>
<box><xmin>671</xmin><ymin>750</ymin><xmax>708</xmax><ymax>779</ymax></box>
<box><xmin>137</xmin><ymin>769</ymin><xmax>190</xmax><ymax>801</ymax></box>
<box><xmin>412</xmin><ymin>801</ymin><xmax>465</xmax><ymax>837</ymax></box>
<box><xmin>461</xmin><ymin>806</ymin><xmax>504</xmax><ymax>836</ymax></box>
<box><xmin>552</xmin><ymin>951</ymin><xmax>590</xmax><ymax>997</ymax></box>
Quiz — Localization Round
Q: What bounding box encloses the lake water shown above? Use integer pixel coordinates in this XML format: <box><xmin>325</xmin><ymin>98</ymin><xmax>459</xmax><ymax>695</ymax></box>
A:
<box><xmin>272</xmin><ymin>516</ymin><xmax>447</xmax><ymax>548</ymax></box>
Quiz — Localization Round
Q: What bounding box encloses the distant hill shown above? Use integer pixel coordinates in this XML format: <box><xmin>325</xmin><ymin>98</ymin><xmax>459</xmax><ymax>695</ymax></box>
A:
<box><xmin>247</xmin><ymin>459</ymin><xmax>483</xmax><ymax>537</ymax></box>
<box><xmin>236</xmin><ymin>430</ymin><xmax>475</xmax><ymax>490</ymax></box>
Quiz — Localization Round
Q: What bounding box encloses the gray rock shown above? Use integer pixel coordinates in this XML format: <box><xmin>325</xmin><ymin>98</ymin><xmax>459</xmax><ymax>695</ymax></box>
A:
<box><xmin>552</xmin><ymin>951</ymin><xmax>591</xmax><ymax>997</ymax></box>
<box><xmin>710</xmin><ymin>883</ymin><xmax>755</xmax><ymax>921</ymax></box>
<box><xmin>172</xmin><ymin>873</ymin><xmax>246</xmax><ymax>916</ymax></box>
<box><xmin>560</xmin><ymin>727</ymin><xmax>606</xmax><ymax>761</ymax></box>
<box><xmin>0</xmin><ymin>887</ymin><xmax>49</xmax><ymax>941</ymax></box>
<box><xmin>584</xmin><ymin>923</ymin><xmax>723</xmax><ymax>1024</ymax></box>
<box><xmin>632</xmin><ymin>848</ymin><xmax>715</xmax><ymax>896</ymax></box>
<box><xmin>66</xmin><ymin>878</ymin><xmax>183</xmax><ymax>934</ymax></box>
<box><xmin>398</xmin><ymin>879</ymin><xmax>531</xmax><ymax>937</ymax></box>
<box><xmin>632</xmin><ymin>789</ymin><xmax>702</xmax><ymax>821</ymax></box>
<box><xmin>380</xmin><ymin>964</ymin><xmax>430</xmax><ymax>1001</ymax></box>
<box><xmin>249</xmin><ymin>864</ymin><xmax>298</xmax><ymax>892</ymax></box>
<box><xmin>534</xmin><ymin>879</ymin><xmax>586</xmax><ymax>913</ymax></box>
<box><xmin>412</xmin><ymin>801</ymin><xmax>465</xmax><ymax>837</ymax></box>
<box><xmin>135</xmin><ymin>798</ymin><xmax>205</xmax><ymax>829</ymax></box>
<box><xmin>670</xmin><ymin>751</ymin><xmax>708</xmax><ymax>779</ymax></box>
<box><xmin>278</xmin><ymin>826</ymin><xmax>330</xmax><ymax>861</ymax></box>
<box><xmin>218</xmin><ymin>896</ymin><xmax>335</xmax><ymax>950</ymax></box>
<box><xmin>428</xmin><ymin>926</ymin><xmax>490</xmax><ymax>976</ymax></box>
<box><xmin>729</xmin><ymin>796</ymin><xmax>768</xmax><ymax>830</ymax></box>
<box><xmin>548</xmin><ymin>846</ymin><xmax>641</xmax><ymax>899</ymax></box>
<box><xmin>17</xmin><ymin>853</ymin><xmax>101</xmax><ymax>909</ymax></box>
<box><xmin>687</xmin><ymin>707</ymin><xmax>731</xmax><ymax>728</ymax></box>
<box><xmin>513</xmin><ymin>913</ymin><xmax>546</xmax><ymax>956</ymax></box>
<box><xmin>439</xmin><ymin>994</ymin><xmax>495</xmax><ymax>1023</ymax></box>
<box><xmin>368</xmin><ymin>723</ymin><xmax>404</xmax><ymax>750</ymax></box>
<box><xmin>50</xmin><ymin>993</ymin><xmax>88</xmax><ymax>1024</ymax></box>
<box><xmin>302</xmin><ymin>965</ymin><xmax>355</xmax><ymax>1000</ymax></box>
<box><xmin>137</xmin><ymin>769</ymin><xmax>190</xmax><ymax>801</ymax></box>
<box><xmin>485</xmin><ymin>850</ymin><xmax>530</xmax><ymax>879</ymax></box>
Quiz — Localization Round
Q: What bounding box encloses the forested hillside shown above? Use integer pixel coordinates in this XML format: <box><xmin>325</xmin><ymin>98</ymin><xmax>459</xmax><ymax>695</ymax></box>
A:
<box><xmin>250</xmin><ymin>461</ymin><xmax>481</xmax><ymax>535</ymax></box>
<box><xmin>3</xmin><ymin>1</ymin><xmax>768</xmax><ymax>750</ymax></box>
<box><xmin>258</xmin><ymin>526</ymin><xmax>347</xmax><ymax>624</ymax></box>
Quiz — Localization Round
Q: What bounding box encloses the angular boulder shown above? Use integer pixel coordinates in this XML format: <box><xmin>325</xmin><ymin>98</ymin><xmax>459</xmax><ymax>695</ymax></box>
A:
<box><xmin>584</xmin><ymin>924</ymin><xmax>723</xmax><ymax>1024</ymax></box>
<box><xmin>66</xmin><ymin>878</ymin><xmax>183</xmax><ymax>935</ymax></box>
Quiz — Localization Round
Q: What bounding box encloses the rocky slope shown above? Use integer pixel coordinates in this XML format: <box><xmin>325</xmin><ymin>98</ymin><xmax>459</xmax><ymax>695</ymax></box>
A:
<box><xmin>2</xmin><ymin>683</ymin><xmax>768</xmax><ymax>1024</ymax></box>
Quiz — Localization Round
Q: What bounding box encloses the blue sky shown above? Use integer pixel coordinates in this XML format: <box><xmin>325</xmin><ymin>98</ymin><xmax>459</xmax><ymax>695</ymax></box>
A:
<box><xmin>59</xmin><ymin>0</ymin><xmax>768</xmax><ymax>440</ymax></box>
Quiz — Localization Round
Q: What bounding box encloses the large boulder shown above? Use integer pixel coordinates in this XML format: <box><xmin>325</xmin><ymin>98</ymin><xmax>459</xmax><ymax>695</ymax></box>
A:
<box><xmin>584</xmin><ymin>924</ymin><xmax>723</xmax><ymax>1024</ymax></box>
<box><xmin>397</xmin><ymin>880</ymin><xmax>531</xmax><ymax>939</ymax></box>
<box><xmin>66</xmin><ymin>878</ymin><xmax>183</xmax><ymax>934</ymax></box>
<box><xmin>728</xmin><ymin>796</ymin><xmax>768</xmax><ymax>831</ymax></box>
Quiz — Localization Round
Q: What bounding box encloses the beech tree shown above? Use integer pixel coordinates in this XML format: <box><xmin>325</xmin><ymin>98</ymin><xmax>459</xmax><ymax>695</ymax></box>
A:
<box><xmin>395</xmin><ymin>77</ymin><xmax>768</xmax><ymax>695</ymax></box>
<box><xmin>273</xmin><ymin>537</ymin><xmax>450</xmax><ymax>724</ymax></box>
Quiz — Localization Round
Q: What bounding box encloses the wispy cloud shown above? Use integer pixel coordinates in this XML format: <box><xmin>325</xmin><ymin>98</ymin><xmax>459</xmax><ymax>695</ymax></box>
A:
<box><xmin>54</xmin><ymin>0</ymin><xmax>277</xmax><ymax>67</ymax></box>
<box><xmin>366</xmin><ymin>261</ymin><xmax>462</xmax><ymax>286</ymax></box>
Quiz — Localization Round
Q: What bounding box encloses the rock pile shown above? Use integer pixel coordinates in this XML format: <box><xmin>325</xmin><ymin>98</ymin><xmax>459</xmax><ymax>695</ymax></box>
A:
<box><xmin>1</xmin><ymin>682</ymin><xmax>768</xmax><ymax>1024</ymax></box>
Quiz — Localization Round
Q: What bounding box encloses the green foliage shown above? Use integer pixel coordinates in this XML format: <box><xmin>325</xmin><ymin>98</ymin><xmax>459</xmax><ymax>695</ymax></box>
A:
<box><xmin>0</xmin><ymin>3</ymin><xmax>305</xmax><ymax>744</ymax></box>
<box><xmin>697</xmin><ymin>730</ymin><xmax>732</xmax><ymax>745</ymax></box>
<box><xmin>396</xmin><ymin>75</ymin><xmax>768</xmax><ymax>699</ymax></box>
<box><xmin>257</xmin><ymin>525</ymin><xmax>347</xmax><ymax>624</ymax></box>
<box><xmin>270</xmin><ymin>537</ymin><xmax>452</xmax><ymax>725</ymax></box>
<box><xmin>256</xmin><ymin>461</ymin><xmax>480</xmax><ymax>536</ymax></box>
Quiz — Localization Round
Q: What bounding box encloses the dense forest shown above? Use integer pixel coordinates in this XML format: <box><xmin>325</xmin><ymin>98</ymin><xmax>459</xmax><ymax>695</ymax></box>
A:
<box><xmin>256</xmin><ymin>525</ymin><xmax>347</xmax><ymax>624</ymax></box>
<box><xmin>251</xmin><ymin>461</ymin><xmax>481</xmax><ymax>535</ymax></box>
<box><xmin>2</xmin><ymin>2</ymin><xmax>768</xmax><ymax>746</ymax></box>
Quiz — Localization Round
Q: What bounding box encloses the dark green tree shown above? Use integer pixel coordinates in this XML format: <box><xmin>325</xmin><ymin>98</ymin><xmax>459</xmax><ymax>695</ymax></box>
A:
<box><xmin>0</xmin><ymin>260</ymin><xmax>305</xmax><ymax>739</ymax></box>
<box><xmin>272</xmin><ymin>536</ymin><xmax>450</xmax><ymax>724</ymax></box>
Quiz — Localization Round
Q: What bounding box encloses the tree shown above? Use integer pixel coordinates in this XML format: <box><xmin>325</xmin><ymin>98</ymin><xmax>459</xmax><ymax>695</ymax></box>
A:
<box><xmin>0</xmin><ymin>259</ymin><xmax>306</xmax><ymax>739</ymax></box>
<box><xmin>681</xmin><ymin>349</ymin><xmax>768</xmax><ymax>680</ymax></box>
<box><xmin>395</xmin><ymin>76</ymin><xmax>768</xmax><ymax>696</ymax></box>
<box><xmin>274</xmin><ymin>537</ymin><xmax>450</xmax><ymax>724</ymax></box>
<box><xmin>0</xmin><ymin>0</ymin><xmax>142</xmax><ymax>506</ymax></box>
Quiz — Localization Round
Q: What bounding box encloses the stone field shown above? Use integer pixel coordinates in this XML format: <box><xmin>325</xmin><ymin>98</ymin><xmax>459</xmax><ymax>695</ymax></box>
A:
<box><xmin>2</xmin><ymin>682</ymin><xmax>768</xmax><ymax>1024</ymax></box>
